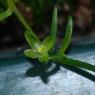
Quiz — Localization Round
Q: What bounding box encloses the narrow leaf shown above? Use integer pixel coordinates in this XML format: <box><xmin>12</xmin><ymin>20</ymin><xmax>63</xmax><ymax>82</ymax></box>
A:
<box><xmin>0</xmin><ymin>9</ymin><xmax>13</xmax><ymax>20</ymax></box>
<box><xmin>0</xmin><ymin>0</ymin><xmax>14</xmax><ymax>20</ymax></box>
<box><xmin>58</xmin><ymin>16</ymin><xmax>73</xmax><ymax>54</ymax></box>
<box><xmin>42</xmin><ymin>6</ymin><xmax>57</xmax><ymax>52</ymax></box>
<box><xmin>25</xmin><ymin>31</ymin><xmax>41</xmax><ymax>49</ymax></box>
<box><xmin>24</xmin><ymin>49</ymin><xmax>38</xmax><ymax>58</ymax></box>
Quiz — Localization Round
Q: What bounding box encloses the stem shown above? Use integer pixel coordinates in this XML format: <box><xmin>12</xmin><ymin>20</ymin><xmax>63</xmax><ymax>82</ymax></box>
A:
<box><xmin>53</xmin><ymin>55</ymin><xmax>95</xmax><ymax>72</ymax></box>
<box><xmin>10</xmin><ymin>1</ymin><xmax>41</xmax><ymax>43</ymax></box>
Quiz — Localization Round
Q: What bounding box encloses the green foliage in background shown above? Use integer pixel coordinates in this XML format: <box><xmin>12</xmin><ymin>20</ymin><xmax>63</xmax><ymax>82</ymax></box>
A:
<box><xmin>0</xmin><ymin>0</ymin><xmax>76</xmax><ymax>28</ymax></box>
<box><xmin>21</xmin><ymin>0</ymin><xmax>76</xmax><ymax>30</ymax></box>
<box><xmin>22</xmin><ymin>0</ymin><xmax>52</xmax><ymax>28</ymax></box>
<box><xmin>0</xmin><ymin>0</ymin><xmax>19</xmax><ymax>20</ymax></box>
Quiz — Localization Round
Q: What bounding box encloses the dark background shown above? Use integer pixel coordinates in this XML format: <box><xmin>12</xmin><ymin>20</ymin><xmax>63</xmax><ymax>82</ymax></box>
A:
<box><xmin>0</xmin><ymin>0</ymin><xmax>95</xmax><ymax>50</ymax></box>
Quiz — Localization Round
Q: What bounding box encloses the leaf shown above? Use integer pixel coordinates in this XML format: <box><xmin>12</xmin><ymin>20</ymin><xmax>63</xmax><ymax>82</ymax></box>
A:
<box><xmin>42</xmin><ymin>36</ymin><xmax>53</xmax><ymax>52</ymax></box>
<box><xmin>25</xmin><ymin>31</ymin><xmax>41</xmax><ymax>49</ymax></box>
<box><xmin>42</xmin><ymin>6</ymin><xmax>57</xmax><ymax>52</ymax></box>
<box><xmin>24</xmin><ymin>49</ymin><xmax>38</xmax><ymax>58</ymax></box>
<box><xmin>57</xmin><ymin>16</ymin><xmax>73</xmax><ymax>54</ymax></box>
<box><xmin>0</xmin><ymin>8</ymin><xmax>13</xmax><ymax>20</ymax></box>
<box><xmin>0</xmin><ymin>0</ymin><xmax>14</xmax><ymax>21</ymax></box>
<box><xmin>53</xmin><ymin>55</ymin><xmax>95</xmax><ymax>72</ymax></box>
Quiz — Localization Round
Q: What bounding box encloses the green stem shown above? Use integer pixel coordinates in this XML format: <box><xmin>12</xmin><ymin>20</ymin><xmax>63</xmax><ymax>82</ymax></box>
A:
<box><xmin>10</xmin><ymin>1</ymin><xmax>41</xmax><ymax>43</ymax></box>
<box><xmin>53</xmin><ymin>55</ymin><xmax>95</xmax><ymax>72</ymax></box>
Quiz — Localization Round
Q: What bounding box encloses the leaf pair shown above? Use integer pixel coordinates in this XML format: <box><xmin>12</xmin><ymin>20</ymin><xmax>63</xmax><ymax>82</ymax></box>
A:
<box><xmin>52</xmin><ymin>16</ymin><xmax>95</xmax><ymax>73</ymax></box>
<box><xmin>24</xmin><ymin>7</ymin><xmax>57</xmax><ymax>63</ymax></box>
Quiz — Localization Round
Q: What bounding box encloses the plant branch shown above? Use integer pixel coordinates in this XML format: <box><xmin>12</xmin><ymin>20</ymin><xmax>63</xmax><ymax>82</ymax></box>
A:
<box><xmin>53</xmin><ymin>55</ymin><xmax>95</xmax><ymax>72</ymax></box>
<box><xmin>10</xmin><ymin>1</ymin><xmax>41</xmax><ymax>43</ymax></box>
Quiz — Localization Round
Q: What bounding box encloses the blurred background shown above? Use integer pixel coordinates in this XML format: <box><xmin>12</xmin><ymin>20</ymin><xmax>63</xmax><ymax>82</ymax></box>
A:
<box><xmin>0</xmin><ymin>0</ymin><xmax>95</xmax><ymax>50</ymax></box>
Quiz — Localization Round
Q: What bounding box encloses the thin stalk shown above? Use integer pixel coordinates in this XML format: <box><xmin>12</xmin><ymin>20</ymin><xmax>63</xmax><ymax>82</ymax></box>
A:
<box><xmin>10</xmin><ymin>1</ymin><xmax>41</xmax><ymax>43</ymax></box>
<box><xmin>53</xmin><ymin>55</ymin><xmax>95</xmax><ymax>72</ymax></box>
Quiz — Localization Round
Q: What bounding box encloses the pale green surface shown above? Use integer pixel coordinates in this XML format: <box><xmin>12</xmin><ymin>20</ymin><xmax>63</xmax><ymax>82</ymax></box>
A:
<box><xmin>0</xmin><ymin>45</ymin><xmax>95</xmax><ymax>95</ymax></box>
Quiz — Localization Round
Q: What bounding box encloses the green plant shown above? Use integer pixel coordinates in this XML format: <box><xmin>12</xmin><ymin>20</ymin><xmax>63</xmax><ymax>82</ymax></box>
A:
<box><xmin>24</xmin><ymin>7</ymin><xmax>95</xmax><ymax>72</ymax></box>
<box><xmin>0</xmin><ymin>0</ymin><xmax>19</xmax><ymax>20</ymax></box>
<box><xmin>0</xmin><ymin>0</ymin><xmax>95</xmax><ymax>73</ymax></box>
